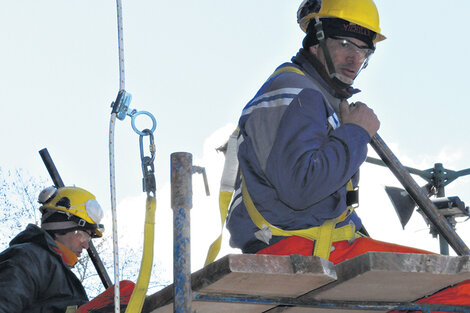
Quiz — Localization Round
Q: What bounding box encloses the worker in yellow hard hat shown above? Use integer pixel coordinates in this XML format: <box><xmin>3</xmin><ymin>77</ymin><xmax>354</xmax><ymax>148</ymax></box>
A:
<box><xmin>227</xmin><ymin>0</ymin><xmax>388</xmax><ymax>263</ymax></box>
<box><xmin>0</xmin><ymin>186</ymin><xmax>108</xmax><ymax>312</ymax></box>
<box><xmin>0</xmin><ymin>185</ymin><xmax>137</xmax><ymax>313</ymax></box>
<box><xmin>225</xmin><ymin>0</ymin><xmax>470</xmax><ymax>306</ymax></box>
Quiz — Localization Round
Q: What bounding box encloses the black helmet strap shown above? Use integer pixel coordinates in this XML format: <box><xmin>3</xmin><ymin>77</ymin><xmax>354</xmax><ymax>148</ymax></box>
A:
<box><xmin>314</xmin><ymin>17</ymin><xmax>354</xmax><ymax>89</ymax></box>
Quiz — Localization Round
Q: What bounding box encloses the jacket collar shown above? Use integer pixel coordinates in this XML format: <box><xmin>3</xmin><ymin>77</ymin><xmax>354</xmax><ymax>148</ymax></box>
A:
<box><xmin>54</xmin><ymin>241</ymin><xmax>78</xmax><ymax>267</ymax></box>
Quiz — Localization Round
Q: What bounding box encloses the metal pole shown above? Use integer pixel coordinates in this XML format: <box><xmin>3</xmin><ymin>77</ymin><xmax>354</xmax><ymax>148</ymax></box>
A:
<box><xmin>171</xmin><ymin>152</ymin><xmax>193</xmax><ymax>313</ymax></box>
<box><xmin>194</xmin><ymin>292</ymin><xmax>470</xmax><ymax>312</ymax></box>
<box><xmin>370</xmin><ymin>135</ymin><xmax>470</xmax><ymax>256</ymax></box>
<box><xmin>434</xmin><ymin>163</ymin><xmax>450</xmax><ymax>255</ymax></box>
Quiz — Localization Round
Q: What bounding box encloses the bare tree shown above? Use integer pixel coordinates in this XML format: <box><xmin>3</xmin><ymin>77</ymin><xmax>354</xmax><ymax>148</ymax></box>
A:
<box><xmin>0</xmin><ymin>168</ymin><xmax>45</xmax><ymax>249</ymax></box>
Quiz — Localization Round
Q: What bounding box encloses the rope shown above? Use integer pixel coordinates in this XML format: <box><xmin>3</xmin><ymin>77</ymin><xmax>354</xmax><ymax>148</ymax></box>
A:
<box><xmin>110</xmin><ymin>0</ymin><xmax>126</xmax><ymax>312</ymax></box>
<box><xmin>110</xmin><ymin>2</ymin><xmax>158</xmax><ymax>312</ymax></box>
<box><xmin>109</xmin><ymin>114</ymin><xmax>120</xmax><ymax>313</ymax></box>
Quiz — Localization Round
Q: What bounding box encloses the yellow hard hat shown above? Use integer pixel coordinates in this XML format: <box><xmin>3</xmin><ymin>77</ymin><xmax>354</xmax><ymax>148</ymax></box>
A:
<box><xmin>298</xmin><ymin>0</ymin><xmax>386</xmax><ymax>43</ymax></box>
<box><xmin>39</xmin><ymin>186</ymin><xmax>104</xmax><ymax>238</ymax></box>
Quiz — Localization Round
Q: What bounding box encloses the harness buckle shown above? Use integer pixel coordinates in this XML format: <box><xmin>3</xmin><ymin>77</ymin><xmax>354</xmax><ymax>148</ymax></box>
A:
<box><xmin>346</xmin><ymin>188</ymin><xmax>359</xmax><ymax>208</ymax></box>
<box><xmin>314</xmin><ymin>18</ymin><xmax>325</xmax><ymax>41</ymax></box>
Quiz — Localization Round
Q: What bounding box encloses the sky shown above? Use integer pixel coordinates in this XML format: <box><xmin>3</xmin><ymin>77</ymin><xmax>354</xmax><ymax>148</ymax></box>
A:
<box><xmin>2</xmin><ymin>0</ymin><xmax>470</xmax><ymax>287</ymax></box>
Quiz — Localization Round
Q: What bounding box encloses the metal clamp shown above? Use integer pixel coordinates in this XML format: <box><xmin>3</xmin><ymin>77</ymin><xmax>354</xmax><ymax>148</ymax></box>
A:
<box><xmin>111</xmin><ymin>90</ymin><xmax>157</xmax><ymax>136</ymax></box>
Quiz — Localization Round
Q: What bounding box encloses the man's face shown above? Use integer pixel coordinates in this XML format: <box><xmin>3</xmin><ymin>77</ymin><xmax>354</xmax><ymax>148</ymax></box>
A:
<box><xmin>310</xmin><ymin>36</ymin><xmax>373</xmax><ymax>84</ymax></box>
<box><xmin>55</xmin><ymin>229</ymin><xmax>91</xmax><ymax>257</ymax></box>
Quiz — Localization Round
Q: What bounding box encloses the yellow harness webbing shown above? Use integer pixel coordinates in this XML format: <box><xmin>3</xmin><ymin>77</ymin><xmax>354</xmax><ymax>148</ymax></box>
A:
<box><xmin>268</xmin><ymin>66</ymin><xmax>306</xmax><ymax>79</ymax></box>
<box><xmin>241</xmin><ymin>176</ymin><xmax>356</xmax><ymax>260</ymax></box>
<box><xmin>204</xmin><ymin>129</ymin><xmax>240</xmax><ymax>266</ymax></box>
<box><xmin>204</xmin><ymin>191</ymin><xmax>233</xmax><ymax>266</ymax></box>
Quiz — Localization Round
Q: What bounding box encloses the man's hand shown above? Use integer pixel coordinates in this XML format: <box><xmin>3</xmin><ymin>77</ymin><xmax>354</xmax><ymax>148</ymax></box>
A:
<box><xmin>339</xmin><ymin>100</ymin><xmax>380</xmax><ymax>138</ymax></box>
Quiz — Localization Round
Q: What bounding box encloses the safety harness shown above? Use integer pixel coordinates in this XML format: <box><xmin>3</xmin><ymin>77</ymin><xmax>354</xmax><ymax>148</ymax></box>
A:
<box><xmin>205</xmin><ymin>65</ymin><xmax>361</xmax><ymax>265</ymax></box>
<box><xmin>242</xmin><ymin>175</ymin><xmax>358</xmax><ymax>260</ymax></box>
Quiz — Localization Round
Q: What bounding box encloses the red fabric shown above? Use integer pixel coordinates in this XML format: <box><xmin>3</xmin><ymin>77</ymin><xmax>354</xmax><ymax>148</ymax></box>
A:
<box><xmin>76</xmin><ymin>280</ymin><xmax>135</xmax><ymax>313</ymax></box>
<box><xmin>256</xmin><ymin>236</ymin><xmax>470</xmax><ymax>309</ymax></box>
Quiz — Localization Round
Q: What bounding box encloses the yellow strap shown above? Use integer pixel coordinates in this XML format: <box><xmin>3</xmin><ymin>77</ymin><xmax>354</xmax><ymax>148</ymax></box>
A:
<box><xmin>205</xmin><ymin>128</ymin><xmax>240</xmax><ymax>266</ymax></box>
<box><xmin>65</xmin><ymin>306</ymin><xmax>78</xmax><ymax>313</ymax></box>
<box><xmin>204</xmin><ymin>191</ymin><xmax>233</xmax><ymax>266</ymax></box>
<box><xmin>242</xmin><ymin>176</ymin><xmax>355</xmax><ymax>260</ymax></box>
<box><xmin>125</xmin><ymin>195</ymin><xmax>156</xmax><ymax>313</ymax></box>
<box><xmin>268</xmin><ymin>66</ymin><xmax>306</xmax><ymax>80</ymax></box>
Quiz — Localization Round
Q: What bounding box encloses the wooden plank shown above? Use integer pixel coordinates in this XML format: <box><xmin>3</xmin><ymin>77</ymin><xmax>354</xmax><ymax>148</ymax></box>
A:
<box><xmin>201</xmin><ymin>254</ymin><xmax>337</xmax><ymax>297</ymax></box>
<box><xmin>269</xmin><ymin>253</ymin><xmax>470</xmax><ymax>313</ymax></box>
<box><xmin>144</xmin><ymin>252</ymin><xmax>470</xmax><ymax>313</ymax></box>
<box><xmin>143</xmin><ymin>254</ymin><xmax>337</xmax><ymax>313</ymax></box>
<box><xmin>305</xmin><ymin>252</ymin><xmax>470</xmax><ymax>302</ymax></box>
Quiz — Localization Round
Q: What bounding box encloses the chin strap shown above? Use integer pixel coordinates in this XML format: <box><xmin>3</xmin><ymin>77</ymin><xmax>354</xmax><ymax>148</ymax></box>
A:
<box><xmin>314</xmin><ymin>18</ymin><xmax>336</xmax><ymax>77</ymax></box>
<box><xmin>313</xmin><ymin>18</ymin><xmax>354</xmax><ymax>88</ymax></box>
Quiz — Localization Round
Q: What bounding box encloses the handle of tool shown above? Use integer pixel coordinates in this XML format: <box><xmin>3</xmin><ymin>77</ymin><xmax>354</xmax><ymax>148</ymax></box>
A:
<box><xmin>369</xmin><ymin>135</ymin><xmax>470</xmax><ymax>256</ymax></box>
<box><xmin>39</xmin><ymin>148</ymin><xmax>113</xmax><ymax>288</ymax></box>
<box><xmin>39</xmin><ymin>149</ymin><xmax>65</xmax><ymax>188</ymax></box>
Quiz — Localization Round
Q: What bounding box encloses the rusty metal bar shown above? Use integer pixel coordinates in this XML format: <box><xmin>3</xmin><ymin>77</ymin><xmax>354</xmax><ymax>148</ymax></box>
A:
<box><xmin>370</xmin><ymin>135</ymin><xmax>470</xmax><ymax>256</ymax></box>
<box><xmin>194</xmin><ymin>292</ymin><xmax>470</xmax><ymax>312</ymax></box>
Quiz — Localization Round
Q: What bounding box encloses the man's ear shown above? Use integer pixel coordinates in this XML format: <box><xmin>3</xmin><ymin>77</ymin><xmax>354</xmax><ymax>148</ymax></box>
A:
<box><xmin>309</xmin><ymin>45</ymin><xmax>319</xmax><ymax>56</ymax></box>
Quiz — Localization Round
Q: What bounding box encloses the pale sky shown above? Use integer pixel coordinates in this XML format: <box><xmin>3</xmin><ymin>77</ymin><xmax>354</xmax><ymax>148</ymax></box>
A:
<box><xmin>2</xmin><ymin>0</ymin><xmax>470</xmax><ymax>285</ymax></box>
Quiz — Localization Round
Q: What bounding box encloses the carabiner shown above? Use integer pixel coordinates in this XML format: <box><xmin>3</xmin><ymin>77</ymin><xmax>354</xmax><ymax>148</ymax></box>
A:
<box><xmin>139</xmin><ymin>129</ymin><xmax>156</xmax><ymax>195</ymax></box>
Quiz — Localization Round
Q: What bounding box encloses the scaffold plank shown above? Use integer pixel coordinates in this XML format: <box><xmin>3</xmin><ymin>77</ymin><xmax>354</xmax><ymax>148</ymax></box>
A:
<box><xmin>305</xmin><ymin>252</ymin><xmax>470</xmax><ymax>302</ymax></box>
<box><xmin>143</xmin><ymin>254</ymin><xmax>337</xmax><ymax>313</ymax></box>
<box><xmin>143</xmin><ymin>252</ymin><xmax>470</xmax><ymax>313</ymax></box>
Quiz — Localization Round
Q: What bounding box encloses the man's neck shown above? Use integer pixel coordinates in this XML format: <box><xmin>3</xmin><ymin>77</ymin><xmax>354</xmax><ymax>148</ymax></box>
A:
<box><xmin>54</xmin><ymin>240</ymin><xmax>78</xmax><ymax>267</ymax></box>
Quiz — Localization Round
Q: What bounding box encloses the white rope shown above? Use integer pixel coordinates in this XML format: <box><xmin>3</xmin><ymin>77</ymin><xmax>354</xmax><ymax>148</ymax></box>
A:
<box><xmin>110</xmin><ymin>0</ymin><xmax>126</xmax><ymax>312</ymax></box>
<box><xmin>116</xmin><ymin>0</ymin><xmax>126</xmax><ymax>90</ymax></box>
<box><xmin>109</xmin><ymin>114</ymin><xmax>120</xmax><ymax>313</ymax></box>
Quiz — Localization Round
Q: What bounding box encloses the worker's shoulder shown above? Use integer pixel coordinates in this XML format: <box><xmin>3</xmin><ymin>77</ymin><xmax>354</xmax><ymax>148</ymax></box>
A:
<box><xmin>267</xmin><ymin>63</ymin><xmax>314</xmax><ymax>90</ymax></box>
<box><xmin>1</xmin><ymin>241</ymin><xmax>51</xmax><ymax>263</ymax></box>
<box><xmin>241</xmin><ymin>63</ymin><xmax>325</xmax><ymax>118</ymax></box>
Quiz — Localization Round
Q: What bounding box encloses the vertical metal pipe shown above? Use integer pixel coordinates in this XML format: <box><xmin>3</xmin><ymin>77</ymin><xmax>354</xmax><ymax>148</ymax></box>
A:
<box><xmin>434</xmin><ymin>163</ymin><xmax>450</xmax><ymax>255</ymax></box>
<box><xmin>171</xmin><ymin>152</ymin><xmax>193</xmax><ymax>313</ymax></box>
<box><xmin>370</xmin><ymin>134</ymin><xmax>470</xmax><ymax>256</ymax></box>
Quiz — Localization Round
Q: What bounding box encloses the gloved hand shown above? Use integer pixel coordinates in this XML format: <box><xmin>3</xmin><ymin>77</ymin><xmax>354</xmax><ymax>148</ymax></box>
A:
<box><xmin>339</xmin><ymin>100</ymin><xmax>380</xmax><ymax>139</ymax></box>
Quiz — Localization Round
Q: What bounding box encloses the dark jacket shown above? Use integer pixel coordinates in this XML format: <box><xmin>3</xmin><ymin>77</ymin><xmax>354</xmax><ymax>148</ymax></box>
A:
<box><xmin>0</xmin><ymin>224</ymin><xmax>88</xmax><ymax>313</ymax></box>
<box><xmin>226</xmin><ymin>50</ymin><xmax>369</xmax><ymax>253</ymax></box>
